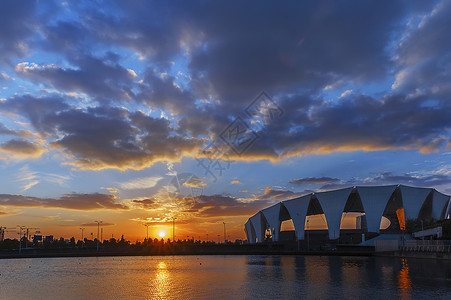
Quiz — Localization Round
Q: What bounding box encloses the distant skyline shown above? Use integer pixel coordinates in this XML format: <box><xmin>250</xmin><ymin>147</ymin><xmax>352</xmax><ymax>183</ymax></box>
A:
<box><xmin>0</xmin><ymin>0</ymin><xmax>450</xmax><ymax>241</ymax></box>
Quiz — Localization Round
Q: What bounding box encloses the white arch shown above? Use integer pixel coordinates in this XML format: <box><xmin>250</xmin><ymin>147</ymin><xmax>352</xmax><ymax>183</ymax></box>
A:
<box><xmin>399</xmin><ymin>185</ymin><xmax>432</xmax><ymax>220</ymax></box>
<box><xmin>432</xmin><ymin>189</ymin><xmax>450</xmax><ymax>220</ymax></box>
<box><xmin>315</xmin><ymin>187</ymin><xmax>353</xmax><ymax>239</ymax></box>
<box><xmin>249</xmin><ymin>212</ymin><xmax>265</xmax><ymax>243</ymax></box>
<box><xmin>244</xmin><ymin>219</ymin><xmax>254</xmax><ymax>243</ymax></box>
<box><xmin>446</xmin><ymin>198</ymin><xmax>451</xmax><ymax>219</ymax></box>
<box><xmin>283</xmin><ymin>194</ymin><xmax>311</xmax><ymax>240</ymax></box>
<box><xmin>261</xmin><ymin>203</ymin><xmax>282</xmax><ymax>241</ymax></box>
<box><xmin>356</xmin><ymin>185</ymin><xmax>397</xmax><ymax>233</ymax></box>
<box><xmin>245</xmin><ymin>185</ymin><xmax>451</xmax><ymax>242</ymax></box>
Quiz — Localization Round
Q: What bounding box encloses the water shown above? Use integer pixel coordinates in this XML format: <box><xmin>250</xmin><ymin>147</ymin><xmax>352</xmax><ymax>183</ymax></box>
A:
<box><xmin>0</xmin><ymin>255</ymin><xmax>450</xmax><ymax>299</ymax></box>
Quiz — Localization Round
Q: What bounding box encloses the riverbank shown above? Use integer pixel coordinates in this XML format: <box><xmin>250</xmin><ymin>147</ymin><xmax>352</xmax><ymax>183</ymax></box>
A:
<box><xmin>0</xmin><ymin>246</ymin><xmax>376</xmax><ymax>259</ymax></box>
<box><xmin>3</xmin><ymin>242</ymin><xmax>450</xmax><ymax>260</ymax></box>
<box><xmin>4</xmin><ymin>249</ymin><xmax>451</xmax><ymax>261</ymax></box>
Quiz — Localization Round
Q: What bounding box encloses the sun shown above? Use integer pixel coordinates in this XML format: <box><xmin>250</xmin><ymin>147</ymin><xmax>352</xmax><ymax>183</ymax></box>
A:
<box><xmin>158</xmin><ymin>231</ymin><xmax>166</xmax><ymax>238</ymax></box>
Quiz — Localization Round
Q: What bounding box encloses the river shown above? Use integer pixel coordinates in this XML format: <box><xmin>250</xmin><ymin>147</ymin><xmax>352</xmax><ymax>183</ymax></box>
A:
<box><xmin>0</xmin><ymin>255</ymin><xmax>450</xmax><ymax>299</ymax></box>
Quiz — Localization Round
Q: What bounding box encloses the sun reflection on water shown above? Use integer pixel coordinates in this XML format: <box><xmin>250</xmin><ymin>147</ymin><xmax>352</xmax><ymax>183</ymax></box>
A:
<box><xmin>149</xmin><ymin>261</ymin><xmax>170</xmax><ymax>299</ymax></box>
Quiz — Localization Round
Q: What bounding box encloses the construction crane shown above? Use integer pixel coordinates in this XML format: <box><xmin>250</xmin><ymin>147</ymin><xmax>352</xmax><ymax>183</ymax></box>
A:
<box><xmin>24</xmin><ymin>227</ymin><xmax>40</xmax><ymax>248</ymax></box>
<box><xmin>0</xmin><ymin>226</ymin><xmax>16</xmax><ymax>241</ymax></box>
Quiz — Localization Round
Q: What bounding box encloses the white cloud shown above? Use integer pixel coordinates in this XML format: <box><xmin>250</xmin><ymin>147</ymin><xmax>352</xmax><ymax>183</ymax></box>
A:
<box><xmin>16</xmin><ymin>165</ymin><xmax>39</xmax><ymax>191</ymax></box>
<box><xmin>40</xmin><ymin>172</ymin><xmax>71</xmax><ymax>186</ymax></box>
<box><xmin>15</xmin><ymin>62</ymin><xmax>58</xmax><ymax>73</ymax></box>
<box><xmin>119</xmin><ymin>176</ymin><xmax>163</xmax><ymax>190</ymax></box>
<box><xmin>392</xmin><ymin>69</ymin><xmax>409</xmax><ymax>90</ymax></box>
<box><xmin>127</xmin><ymin>69</ymin><xmax>137</xmax><ymax>78</ymax></box>
<box><xmin>15</xmin><ymin>165</ymin><xmax>71</xmax><ymax>191</ymax></box>
<box><xmin>0</xmin><ymin>72</ymin><xmax>13</xmax><ymax>81</ymax></box>
<box><xmin>340</xmin><ymin>89</ymin><xmax>353</xmax><ymax>98</ymax></box>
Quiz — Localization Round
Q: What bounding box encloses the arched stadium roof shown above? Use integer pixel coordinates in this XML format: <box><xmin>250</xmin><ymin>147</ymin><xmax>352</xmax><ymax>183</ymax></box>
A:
<box><xmin>244</xmin><ymin>185</ymin><xmax>451</xmax><ymax>243</ymax></box>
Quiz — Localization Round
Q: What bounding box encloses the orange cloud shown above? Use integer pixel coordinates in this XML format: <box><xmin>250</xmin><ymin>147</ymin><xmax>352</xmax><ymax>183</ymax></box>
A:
<box><xmin>0</xmin><ymin>193</ymin><xmax>129</xmax><ymax>211</ymax></box>
<box><xmin>0</xmin><ymin>139</ymin><xmax>47</xmax><ymax>158</ymax></box>
<box><xmin>80</xmin><ymin>222</ymin><xmax>116</xmax><ymax>227</ymax></box>
<box><xmin>130</xmin><ymin>198</ymin><xmax>157</xmax><ymax>209</ymax></box>
<box><xmin>179</xmin><ymin>194</ymin><xmax>274</xmax><ymax>217</ymax></box>
<box><xmin>257</xmin><ymin>186</ymin><xmax>301</xmax><ymax>200</ymax></box>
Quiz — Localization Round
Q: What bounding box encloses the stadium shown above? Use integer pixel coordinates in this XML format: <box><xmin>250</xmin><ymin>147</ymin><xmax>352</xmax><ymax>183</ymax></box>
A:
<box><xmin>244</xmin><ymin>185</ymin><xmax>451</xmax><ymax>244</ymax></box>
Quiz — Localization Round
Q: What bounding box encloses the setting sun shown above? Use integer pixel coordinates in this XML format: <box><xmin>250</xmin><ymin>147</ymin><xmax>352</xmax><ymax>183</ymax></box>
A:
<box><xmin>158</xmin><ymin>231</ymin><xmax>166</xmax><ymax>238</ymax></box>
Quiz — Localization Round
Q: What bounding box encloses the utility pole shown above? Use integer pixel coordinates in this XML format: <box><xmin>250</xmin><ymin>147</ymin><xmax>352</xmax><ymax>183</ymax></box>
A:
<box><xmin>1</xmin><ymin>228</ymin><xmax>15</xmax><ymax>242</ymax></box>
<box><xmin>223</xmin><ymin>222</ymin><xmax>226</xmax><ymax>244</ymax></box>
<box><xmin>95</xmin><ymin>220</ymin><xmax>102</xmax><ymax>251</ymax></box>
<box><xmin>80</xmin><ymin>228</ymin><xmax>85</xmax><ymax>248</ymax></box>
<box><xmin>0</xmin><ymin>226</ymin><xmax>12</xmax><ymax>242</ymax></box>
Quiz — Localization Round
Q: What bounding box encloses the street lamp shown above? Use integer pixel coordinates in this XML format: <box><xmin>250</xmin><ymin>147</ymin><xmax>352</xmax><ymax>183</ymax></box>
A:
<box><xmin>223</xmin><ymin>222</ymin><xmax>226</xmax><ymax>244</ymax></box>
<box><xmin>80</xmin><ymin>227</ymin><xmax>85</xmax><ymax>248</ymax></box>
<box><xmin>172</xmin><ymin>217</ymin><xmax>176</xmax><ymax>242</ymax></box>
<box><xmin>95</xmin><ymin>220</ymin><xmax>102</xmax><ymax>251</ymax></box>
<box><xmin>17</xmin><ymin>225</ymin><xmax>25</xmax><ymax>254</ymax></box>
<box><xmin>144</xmin><ymin>224</ymin><xmax>149</xmax><ymax>241</ymax></box>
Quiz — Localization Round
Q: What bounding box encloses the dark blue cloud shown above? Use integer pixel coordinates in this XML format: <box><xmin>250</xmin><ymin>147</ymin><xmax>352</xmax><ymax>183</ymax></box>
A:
<box><xmin>15</xmin><ymin>54</ymin><xmax>136</xmax><ymax>103</ymax></box>
<box><xmin>0</xmin><ymin>0</ymin><xmax>449</xmax><ymax>170</ymax></box>
<box><xmin>315</xmin><ymin>172</ymin><xmax>451</xmax><ymax>192</ymax></box>
<box><xmin>289</xmin><ymin>177</ymin><xmax>340</xmax><ymax>185</ymax></box>
<box><xmin>0</xmin><ymin>0</ymin><xmax>37</xmax><ymax>65</ymax></box>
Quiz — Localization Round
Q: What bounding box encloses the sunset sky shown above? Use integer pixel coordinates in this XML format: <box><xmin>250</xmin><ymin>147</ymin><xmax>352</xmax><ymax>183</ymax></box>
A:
<box><xmin>0</xmin><ymin>0</ymin><xmax>450</xmax><ymax>241</ymax></box>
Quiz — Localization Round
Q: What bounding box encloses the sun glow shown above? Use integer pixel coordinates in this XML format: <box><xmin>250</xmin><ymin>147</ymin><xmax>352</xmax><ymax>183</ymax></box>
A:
<box><xmin>158</xmin><ymin>231</ymin><xmax>166</xmax><ymax>238</ymax></box>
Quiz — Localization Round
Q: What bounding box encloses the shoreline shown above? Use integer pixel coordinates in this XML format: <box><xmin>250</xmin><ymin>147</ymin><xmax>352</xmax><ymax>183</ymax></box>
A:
<box><xmin>0</xmin><ymin>248</ymin><xmax>375</xmax><ymax>259</ymax></box>
<box><xmin>2</xmin><ymin>246</ymin><xmax>449</xmax><ymax>260</ymax></box>
<box><xmin>3</xmin><ymin>251</ymin><xmax>450</xmax><ymax>260</ymax></box>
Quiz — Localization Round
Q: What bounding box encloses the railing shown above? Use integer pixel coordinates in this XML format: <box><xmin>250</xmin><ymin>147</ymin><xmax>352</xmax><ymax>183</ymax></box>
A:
<box><xmin>399</xmin><ymin>240</ymin><xmax>451</xmax><ymax>253</ymax></box>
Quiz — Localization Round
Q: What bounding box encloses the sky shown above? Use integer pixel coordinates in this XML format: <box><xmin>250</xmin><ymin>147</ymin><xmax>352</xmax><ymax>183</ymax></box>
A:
<box><xmin>0</xmin><ymin>0</ymin><xmax>450</xmax><ymax>242</ymax></box>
